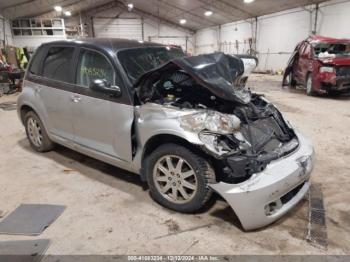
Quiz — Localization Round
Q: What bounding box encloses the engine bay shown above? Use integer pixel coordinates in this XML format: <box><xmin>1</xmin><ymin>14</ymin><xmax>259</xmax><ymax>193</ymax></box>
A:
<box><xmin>135</xmin><ymin>53</ymin><xmax>298</xmax><ymax>183</ymax></box>
<box><xmin>142</xmin><ymin>69</ymin><xmax>240</xmax><ymax>112</ymax></box>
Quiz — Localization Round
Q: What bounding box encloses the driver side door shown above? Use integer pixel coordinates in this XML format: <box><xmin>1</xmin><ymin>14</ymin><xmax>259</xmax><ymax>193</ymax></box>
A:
<box><xmin>72</xmin><ymin>48</ymin><xmax>134</xmax><ymax>167</ymax></box>
<box><xmin>295</xmin><ymin>42</ymin><xmax>312</xmax><ymax>85</ymax></box>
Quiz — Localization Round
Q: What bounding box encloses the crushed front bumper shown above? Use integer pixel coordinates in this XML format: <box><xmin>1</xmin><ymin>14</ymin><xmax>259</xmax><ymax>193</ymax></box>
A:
<box><xmin>319</xmin><ymin>75</ymin><xmax>350</xmax><ymax>92</ymax></box>
<box><xmin>210</xmin><ymin>131</ymin><xmax>314</xmax><ymax>230</ymax></box>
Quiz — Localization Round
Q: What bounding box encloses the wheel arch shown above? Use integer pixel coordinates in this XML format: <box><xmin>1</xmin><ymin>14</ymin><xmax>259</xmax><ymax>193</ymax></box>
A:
<box><xmin>305</xmin><ymin>71</ymin><xmax>313</xmax><ymax>84</ymax></box>
<box><xmin>20</xmin><ymin>104</ymin><xmax>36</xmax><ymax>124</ymax></box>
<box><xmin>140</xmin><ymin>134</ymin><xmax>214</xmax><ymax>182</ymax></box>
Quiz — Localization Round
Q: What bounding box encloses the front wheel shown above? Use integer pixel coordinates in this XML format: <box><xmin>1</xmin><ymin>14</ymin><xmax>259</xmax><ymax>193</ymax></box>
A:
<box><xmin>145</xmin><ymin>144</ymin><xmax>215</xmax><ymax>213</ymax></box>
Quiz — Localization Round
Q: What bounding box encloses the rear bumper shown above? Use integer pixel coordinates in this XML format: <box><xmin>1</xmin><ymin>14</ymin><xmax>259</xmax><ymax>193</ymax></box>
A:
<box><xmin>210</xmin><ymin>131</ymin><xmax>314</xmax><ymax>230</ymax></box>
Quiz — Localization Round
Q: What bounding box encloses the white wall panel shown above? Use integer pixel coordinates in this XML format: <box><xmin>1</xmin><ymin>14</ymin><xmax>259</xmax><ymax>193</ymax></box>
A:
<box><xmin>91</xmin><ymin>9</ymin><xmax>194</xmax><ymax>53</ymax></box>
<box><xmin>195</xmin><ymin>0</ymin><xmax>350</xmax><ymax>71</ymax></box>
<box><xmin>12</xmin><ymin>36</ymin><xmax>66</xmax><ymax>49</ymax></box>
<box><xmin>194</xmin><ymin>27</ymin><xmax>218</xmax><ymax>54</ymax></box>
<box><xmin>219</xmin><ymin>21</ymin><xmax>254</xmax><ymax>55</ymax></box>
<box><xmin>256</xmin><ymin>8</ymin><xmax>311</xmax><ymax>71</ymax></box>
<box><xmin>145</xmin><ymin>19</ymin><xmax>194</xmax><ymax>54</ymax></box>
<box><xmin>317</xmin><ymin>0</ymin><xmax>350</xmax><ymax>38</ymax></box>
<box><xmin>93</xmin><ymin>18</ymin><xmax>143</xmax><ymax>40</ymax></box>
<box><xmin>0</xmin><ymin>15</ymin><xmax>13</xmax><ymax>47</ymax></box>
<box><xmin>195</xmin><ymin>8</ymin><xmax>311</xmax><ymax>71</ymax></box>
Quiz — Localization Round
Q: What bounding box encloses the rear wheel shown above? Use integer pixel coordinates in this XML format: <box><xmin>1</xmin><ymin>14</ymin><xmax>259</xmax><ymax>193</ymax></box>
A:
<box><xmin>24</xmin><ymin>111</ymin><xmax>54</xmax><ymax>152</ymax></box>
<box><xmin>306</xmin><ymin>74</ymin><xmax>316</xmax><ymax>96</ymax></box>
<box><xmin>145</xmin><ymin>144</ymin><xmax>215</xmax><ymax>213</ymax></box>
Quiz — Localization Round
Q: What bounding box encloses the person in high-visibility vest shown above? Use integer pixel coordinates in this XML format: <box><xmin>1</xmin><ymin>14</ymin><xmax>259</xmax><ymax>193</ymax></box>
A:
<box><xmin>16</xmin><ymin>47</ymin><xmax>28</xmax><ymax>69</ymax></box>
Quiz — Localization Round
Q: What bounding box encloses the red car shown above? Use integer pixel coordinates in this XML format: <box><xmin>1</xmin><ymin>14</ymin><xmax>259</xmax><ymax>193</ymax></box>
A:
<box><xmin>283</xmin><ymin>35</ymin><xmax>350</xmax><ymax>95</ymax></box>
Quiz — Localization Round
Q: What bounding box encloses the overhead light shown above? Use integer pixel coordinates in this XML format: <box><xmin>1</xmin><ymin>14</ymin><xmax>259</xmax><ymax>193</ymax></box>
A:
<box><xmin>204</xmin><ymin>10</ymin><xmax>213</xmax><ymax>16</ymax></box>
<box><xmin>64</xmin><ymin>11</ymin><xmax>71</xmax><ymax>16</ymax></box>
<box><xmin>180</xmin><ymin>19</ymin><xmax>187</xmax><ymax>24</ymax></box>
<box><xmin>127</xmin><ymin>3</ymin><xmax>134</xmax><ymax>11</ymax></box>
<box><xmin>244</xmin><ymin>0</ymin><xmax>255</xmax><ymax>3</ymax></box>
<box><xmin>54</xmin><ymin>6</ymin><xmax>62</xmax><ymax>12</ymax></box>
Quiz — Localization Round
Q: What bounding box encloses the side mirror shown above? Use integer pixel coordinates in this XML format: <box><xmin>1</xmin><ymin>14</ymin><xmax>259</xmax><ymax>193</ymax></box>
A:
<box><xmin>90</xmin><ymin>79</ymin><xmax>122</xmax><ymax>97</ymax></box>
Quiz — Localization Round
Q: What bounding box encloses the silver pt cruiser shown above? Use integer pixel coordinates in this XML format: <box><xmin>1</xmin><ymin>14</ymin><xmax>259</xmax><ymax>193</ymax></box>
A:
<box><xmin>17</xmin><ymin>39</ymin><xmax>315</xmax><ymax>230</ymax></box>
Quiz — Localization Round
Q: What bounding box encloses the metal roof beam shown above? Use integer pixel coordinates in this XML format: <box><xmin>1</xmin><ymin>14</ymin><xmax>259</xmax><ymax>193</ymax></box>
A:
<box><xmin>2</xmin><ymin>0</ymin><xmax>80</xmax><ymax>19</ymax></box>
<box><xmin>35</xmin><ymin>0</ymin><xmax>194</xmax><ymax>34</ymax></box>
<box><xmin>37</xmin><ymin>0</ymin><xmax>110</xmax><ymax>18</ymax></box>
<box><xmin>198</xmin><ymin>0</ymin><xmax>253</xmax><ymax>21</ymax></box>
<box><xmin>114</xmin><ymin>1</ymin><xmax>195</xmax><ymax>34</ymax></box>
<box><xmin>156</xmin><ymin>0</ymin><xmax>217</xmax><ymax>27</ymax></box>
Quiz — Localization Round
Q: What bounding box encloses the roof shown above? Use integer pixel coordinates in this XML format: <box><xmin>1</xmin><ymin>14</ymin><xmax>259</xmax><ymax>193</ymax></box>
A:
<box><xmin>308</xmin><ymin>35</ymin><xmax>350</xmax><ymax>44</ymax></box>
<box><xmin>40</xmin><ymin>38</ymin><xmax>165</xmax><ymax>53</ymax></box>
<box><xmin>1</xmin><ymin>0</ymin><xmax>329</xmax><ymax>31</ymax></box>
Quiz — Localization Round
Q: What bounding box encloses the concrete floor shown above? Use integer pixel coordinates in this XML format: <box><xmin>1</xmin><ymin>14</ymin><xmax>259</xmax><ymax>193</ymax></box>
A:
<box><xmin>0</xmin><ymin>74</ymin><xmax>349</xmax><ymax>255</ymax></box>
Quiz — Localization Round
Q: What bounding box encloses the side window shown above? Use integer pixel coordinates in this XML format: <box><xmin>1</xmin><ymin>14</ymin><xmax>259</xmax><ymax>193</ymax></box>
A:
<box><xmin>76</xmin><ymin>49</ymin><xmax>114</xmax><ymax>88</ymax></box>
<box><xmin>28</xmin><ymin>47</ymin><xmax>46</xmax><ymax>75</ymax></box>
<box><xmin>42</xmin><ymin>46</ymin><xmax>75</xmax><ymax>83</ymax></box>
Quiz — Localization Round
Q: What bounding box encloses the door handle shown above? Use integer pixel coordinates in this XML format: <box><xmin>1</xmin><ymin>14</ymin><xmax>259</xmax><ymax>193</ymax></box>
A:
<box><xmin>71</xmin><ymin>95</ymin><xmax>81</xmax><ymax>103</ymax></box>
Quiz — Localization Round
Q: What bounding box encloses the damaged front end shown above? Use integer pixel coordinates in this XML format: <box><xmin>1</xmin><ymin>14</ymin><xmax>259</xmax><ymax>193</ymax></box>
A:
<box><xmin>135</xmin><ymin>53</ymin><xmax>299</xmax><ymax>182</ymax></box>
<box><xmin>134</xmin><ymin>52</ymin><xmax>314</xmax><ymax>230</ymax></box>
<box><xmin>178</xmin><ymin>95</ymin><xmax>299</xmax><ymax>183</ymax></box>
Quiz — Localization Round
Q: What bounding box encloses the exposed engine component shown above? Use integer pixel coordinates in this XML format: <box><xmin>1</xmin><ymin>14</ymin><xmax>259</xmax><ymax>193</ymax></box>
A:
<box><xmin>138</xmin><ymin>67</ymin><xmax>237</xmax><ymax>112</ymax></box>
<box><xmin>135</xmin><ymin>52</ymin><xmax>298</xmax><ymax>183</ymax></box>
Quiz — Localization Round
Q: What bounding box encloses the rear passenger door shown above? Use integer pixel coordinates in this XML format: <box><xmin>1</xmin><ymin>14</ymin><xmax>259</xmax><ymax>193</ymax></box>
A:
<box><xmin>37</xmin><ymin>46</ymin><xmax>77</xmax><ymax>144</ymax></box>
<box><xmin>72</xmin><ymin>48</ymin><xmax>134</xmax><ymax>165</ymax></box>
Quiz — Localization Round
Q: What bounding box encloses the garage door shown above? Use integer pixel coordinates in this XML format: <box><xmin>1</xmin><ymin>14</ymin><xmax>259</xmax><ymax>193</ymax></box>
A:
<box><xmin>93</xmin><ymin>18</ymin><xmax>142</xmax><ymax>40</ymax></box>
<box><xmin>149</xmin><ymin>36</ymin><xmax>186</xmax><ymax>50</ymax></box>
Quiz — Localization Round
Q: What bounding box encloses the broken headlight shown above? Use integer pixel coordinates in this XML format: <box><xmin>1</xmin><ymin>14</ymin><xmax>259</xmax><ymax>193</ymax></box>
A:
<box><xmin>180</xmin><ymin>111</ymin><xmax>242</xmax><ymax>157</ymax></box>
<box><xmin>180</xmin><ymin>111</ymin><xmax>240</xmax><ymax>134</ymax></box>
<box><xmin>319</xmin><ymin>66</ymin><xmax>335</xmax><ymax>73</ymax></box>
<box><xmin>198</xmin><ymin>132</ymin><xmax>242</xmax><ymax>157</ymax></box>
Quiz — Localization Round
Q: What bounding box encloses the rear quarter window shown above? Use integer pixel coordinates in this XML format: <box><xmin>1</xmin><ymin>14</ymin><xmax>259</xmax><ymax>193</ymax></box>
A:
<box><xmin>42</xmin><ymin>46</ymin><xmax>75</xmax><ymax>83</ymax></box>
<box><xmin>28</xmin><ymin>46</ymin><xmax>46</xmax><ymax>76</ymax></box>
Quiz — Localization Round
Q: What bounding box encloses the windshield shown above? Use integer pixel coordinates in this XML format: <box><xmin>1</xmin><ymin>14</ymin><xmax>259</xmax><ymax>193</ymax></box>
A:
<box><xmin>313</xmin><ymin>42</ymin><xmax>350</xmax><ymax>58</ymax></box>
<box><xmin>118</xmin><ymin>46</ymin><xmax>186</xmax><ymax>84</ymax></box>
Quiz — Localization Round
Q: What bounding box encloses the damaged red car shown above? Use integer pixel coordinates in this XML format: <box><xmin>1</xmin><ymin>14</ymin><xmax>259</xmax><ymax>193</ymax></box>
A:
<box><xmin>283</xmin><ymin>35</ymin><xmax>350</xmax><ymax>95</ymax></box>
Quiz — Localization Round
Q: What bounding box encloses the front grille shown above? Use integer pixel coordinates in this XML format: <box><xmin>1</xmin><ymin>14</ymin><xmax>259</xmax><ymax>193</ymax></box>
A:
<box><xmin>336</xmin><ymin>66</ymin><xmax>350</xmax><ymax>76</ymax></box>
<box><xmin>281</xmin><ymin>182</ymin><xmax>305</xmax><ymax>204</ymax></box>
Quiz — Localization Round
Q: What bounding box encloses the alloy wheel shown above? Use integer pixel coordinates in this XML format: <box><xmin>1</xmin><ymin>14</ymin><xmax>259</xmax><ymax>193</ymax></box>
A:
<box><xmin>27</xmin><ymin>117</ymin><xmax>43</xmax><ymax>147</ymax></box>
<box><xmin>153</xmin><ymin>155</ymin><xmax>198</xmax><ymax>204</ymax></box>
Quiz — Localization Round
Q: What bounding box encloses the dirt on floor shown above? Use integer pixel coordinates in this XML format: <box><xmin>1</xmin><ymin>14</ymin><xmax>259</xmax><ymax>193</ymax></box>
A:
<box><xmin>0</xmin><ymin>74</ymin><xmax>349</xmax><ymax>255</ymax></box>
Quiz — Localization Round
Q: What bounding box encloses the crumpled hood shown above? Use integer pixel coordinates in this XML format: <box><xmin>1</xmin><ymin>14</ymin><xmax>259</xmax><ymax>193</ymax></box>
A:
<box><xmin>136</xmin><ymin>52</ymin><xmax>252</xmax><ymax>105</ymax></box>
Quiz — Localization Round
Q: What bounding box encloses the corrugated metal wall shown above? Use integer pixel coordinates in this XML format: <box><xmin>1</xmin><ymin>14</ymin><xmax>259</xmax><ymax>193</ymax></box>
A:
<box><xmin>0</xmin><ymin>18</ymin><xmax>3</xmax><ymax>45</ymax></box>
<box><xmin>93</xmin><ymin>18</ymin><xmax>142</xmax><ymax>40</ymax></box>
<box><xmin>0</xmin><ymin>16</ymin><xmax>13</xmax><ymax>47</ymax></box>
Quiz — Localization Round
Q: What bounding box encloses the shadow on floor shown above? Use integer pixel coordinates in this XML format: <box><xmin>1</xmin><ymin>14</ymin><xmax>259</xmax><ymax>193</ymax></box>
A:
<box><xmin>17</xmin><ymin>138</ymin><xmax>243</xmax><ymax>227</ymax></box>
<box><xmin>17</xmin><ymin>133</ymin><xmax>308</xmax><ymax>235</ymax></box>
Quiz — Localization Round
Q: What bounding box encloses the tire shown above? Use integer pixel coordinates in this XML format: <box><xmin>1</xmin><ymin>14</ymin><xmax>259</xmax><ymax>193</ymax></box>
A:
<box><xmin>145</xmin><ymin>143</ymin><xmax>215</xmax><ymax>213</ymax></box>
<box><xmin>24</xmin><ymin>111</ymin><xmax>54</xmax><ymax>152</ymax></box>
<box><xmin>287</xmin><ymin>71</ymin><xmax>296</xmax><ymax>88</ymax></box>
<box><xmin>306</xmin><ymin>74</ymin><xmax>316</xmax><ymax>96</ymax></box>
